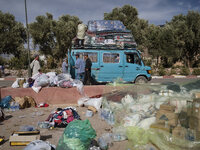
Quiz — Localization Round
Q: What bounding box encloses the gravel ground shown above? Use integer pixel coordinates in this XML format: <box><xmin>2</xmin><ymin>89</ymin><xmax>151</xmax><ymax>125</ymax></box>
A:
<box><xmin>0</xmin><ymin>105</ymin><xmax>128</xmax><ymax>150</ymax></box>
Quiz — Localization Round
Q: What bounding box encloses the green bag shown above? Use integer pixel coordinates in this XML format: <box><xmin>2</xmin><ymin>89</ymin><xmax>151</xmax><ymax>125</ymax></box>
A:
<box><xmin>56</xmin><ymin>119</ymin><xmax>96</xmax><ymax>150</ymax></box>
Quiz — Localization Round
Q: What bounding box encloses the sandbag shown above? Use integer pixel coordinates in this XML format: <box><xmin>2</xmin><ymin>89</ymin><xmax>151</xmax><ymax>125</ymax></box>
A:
<box><xmin>18</xmin><ymin>79</ymin><xmax>26</xmax><ymax>88</ymax></box>
<box><xmin>14</xmin><ymin>97</ymin><xmax>29</xmax><ymax>109</ymax></box>
<box><xmin>25</xmin><ymin>96</ymin><xmax>36</xmax><ymax>107</ymax></box>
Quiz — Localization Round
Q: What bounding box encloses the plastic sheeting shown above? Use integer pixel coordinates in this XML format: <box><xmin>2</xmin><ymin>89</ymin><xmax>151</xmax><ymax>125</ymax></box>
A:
<box><xmin>99</xmin><ymin>80</ymin><xmax>200</xmax><ymax>150</ymax></box>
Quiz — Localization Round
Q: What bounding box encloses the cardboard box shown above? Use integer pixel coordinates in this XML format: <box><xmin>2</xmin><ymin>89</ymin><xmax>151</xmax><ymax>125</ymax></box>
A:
<box><xmin>9</xmin><ymin>135</ymin><xmax>40</xmax><ymax>146</ymax></box>
<box><xmin>192</xmin><ymin>99</ymin><xmax>200</xmax><ymax>119</ymax></box>
<box><xmin>193</xmin><ymin>93</ymin><xmax>200</xmax><ymax>99</ymax></box>
<box><xmin>187</xmin><ymin>100</ymin><xmax>193</xmax><ymax>116</ymax></box>
<box><xmin>189</xmin><ymin>116</ymin><xmax>200</xmax><ymax>131</ymax></box>
<box><xmin>9</xmin><ymin>130</ymin><xmax>40</xmax><ymax>146</ymax></box>
<box><xmin>172</xmin><ymin>125</ymin><xmax>187</xmax><ymax>139</ymax></box>
<box><xmin>156</xmin><ymin>109</ymin><xmax>178</xmax><ymax>126</ymax></box>
<box><xmin>160</xmin><ymin>104</ymin><xmax>176</xmax><ymax>112</ymax></box>
<box><xmin>150</xmin><ymin>123</ymin><xmax>171</xmax><ymax>133</ymax></box>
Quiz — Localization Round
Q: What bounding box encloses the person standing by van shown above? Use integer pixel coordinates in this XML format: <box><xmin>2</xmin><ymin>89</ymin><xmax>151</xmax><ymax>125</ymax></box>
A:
<box><xmin>83</xmin><ymin>54</ymin><xmax>92</xmax><ymax>85</ymax></box>
<box><xmin>30</xmin><ymin>54</ymin><xmax>40</xmax><ymax>76</ymax></box>
<box><xmin>74</xmin><ymin>54</ymin><xmax>85</xmax><ymax>81</ymax></box>
<box><xmin>76</xmin><ymin>22</ymin><xmax>87</xmax><ymax>48</ymax></box>
<box><xmin>62</xmin><ymin>58</ymin><xmax>68</xmax><ymax>74</ymax></box>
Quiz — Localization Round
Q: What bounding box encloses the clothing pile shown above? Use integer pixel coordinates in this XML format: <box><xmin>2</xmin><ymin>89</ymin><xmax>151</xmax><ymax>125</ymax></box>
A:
<box><xmin>45</xmin><ymin>107</ymin><xmax>81</xmax><ymax>128</ymax></box>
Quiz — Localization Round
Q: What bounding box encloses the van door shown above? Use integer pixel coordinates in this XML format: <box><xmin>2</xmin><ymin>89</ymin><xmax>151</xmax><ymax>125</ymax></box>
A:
<box><xmin>98</xmin><ymin>51</ymin><xmax>123</xmax><ymax>82</ymax></box>
<box><xmin>123</xmin><ymin>52</ymin><xmax>143</xmax><ymax>82</ymax></box>
<box><xmin>71</xmin><ymin>51</ymin><xmax>99</xmax><ymax>79</ymax></box>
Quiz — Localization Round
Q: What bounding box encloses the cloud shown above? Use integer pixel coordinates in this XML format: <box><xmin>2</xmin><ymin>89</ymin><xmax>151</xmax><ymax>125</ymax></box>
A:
<box><xmin>0</xmin><ymin>0</ymin><xmax>199</xmax><ymax>26</ymax></box>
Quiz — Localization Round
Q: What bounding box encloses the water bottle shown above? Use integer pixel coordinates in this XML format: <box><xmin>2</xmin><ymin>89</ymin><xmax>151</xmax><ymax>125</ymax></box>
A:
<box><xmin>98</xmin><ymin>137</ymin><xmax>108</xmax><ymax>150</ymax></box>
<box><xmin>15</xmin><ymin>102</ymin><xmax>20</xmax><ymax>111</ymax></box>
<box><xmin>10</xmin><ymin>102</ymin><xmax>15</xmax><ymax>111</ymax></box>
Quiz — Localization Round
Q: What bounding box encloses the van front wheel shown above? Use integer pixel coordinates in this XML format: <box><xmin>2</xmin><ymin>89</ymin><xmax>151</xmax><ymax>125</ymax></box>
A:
<box><xmin>135</xmin><ymin>76</ymin><xmax>148</xmax><ymax>84</ymax></box>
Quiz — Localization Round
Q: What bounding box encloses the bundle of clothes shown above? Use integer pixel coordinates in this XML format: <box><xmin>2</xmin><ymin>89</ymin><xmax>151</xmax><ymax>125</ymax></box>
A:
<box><xmin>11</xmin><ymin>72</ymin><xmax>83</xmax><ymax>93</ymax></box>
<box><xmin>45</xmin><ymin>107</ymin><xmax>81</xmax><ymax>128</ymax></box>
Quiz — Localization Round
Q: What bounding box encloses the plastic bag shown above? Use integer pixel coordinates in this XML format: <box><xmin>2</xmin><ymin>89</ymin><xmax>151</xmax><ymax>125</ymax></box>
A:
<box><xmin>19</xmin><ymin>125</ymin><xmax>36</xmax><ymax>131</ymax></box>
<box><xmin>46</xmin><ymin>72</ymin><xmax>57</xmax><ymax>77</ymax></box>
<box><xmin>0</xmin><ymin>96</ymin><xmax>12</xmax><ymax>108</ymax></box>
<box><xmin>83</xmin><ymin>97</ymin><xmax>103</xmax><ymax>111</ymax></box>
<box><xmin>34</xmin><ymin>74</ymin><xmax>49</xmax><ymax>87</ymax></box>
<box><xmin>11</xmin><ymin>79</ymin><xmax>19</xmax><ymax>88</ymax></box>
<box><xmin>77</xmin><ymin>97</ymin><xmax>89</xmax><ymax>107</ymax></box>
<box><xmin>57</xmin><ymin>73</ymin><xmax>72</xmax><ymax>81</ymax></box>
<box><xmin>24</xmin><ymin>140</ymin><xmax>56</xmax><ymax>150</ymax></box>
<box><xmin>123</xmin><ymin>114</ymin><xmax>141</xmax><ymax>127</ymax></box>
<box><xmin>137</xmin><ymin>117</ymin><xmax>156</xmax><ymax>130</ymax></box>
<box><xmin>72</xmin><ymin>80</ymin><xmax>84</xmax><ymax>96</ymax></box>
<box><xmin>23</xmin><ymin>82</ymin><xmax>29</xmax><ymax>88</ymax></box>
<box><xmin>56</xmin><ymin>119</ymin><xmax>96</xmax><ymax>150</ymax></box>
<box><xmin>32</xmin><ymin>86</ymin><xmax>42</xmax><ymax>93</ymax></box>
<box><xmin>98</xmin><ymin>133</ymin><xmax>113</xmax><ymax>150</ymax></box>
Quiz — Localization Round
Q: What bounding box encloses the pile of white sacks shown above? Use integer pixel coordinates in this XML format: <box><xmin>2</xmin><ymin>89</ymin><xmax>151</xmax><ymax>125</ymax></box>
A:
<box><xmin>11</xmin><ymin>72</ymin><xmax>84</xmax><ymax>93</ymax></box>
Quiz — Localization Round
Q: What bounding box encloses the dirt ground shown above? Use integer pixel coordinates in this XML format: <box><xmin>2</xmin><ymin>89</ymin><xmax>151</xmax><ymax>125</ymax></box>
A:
<box><xmin>0</xmin><ymin>105</ymin><xmax>128</xmax><ymax>150</ymax></box>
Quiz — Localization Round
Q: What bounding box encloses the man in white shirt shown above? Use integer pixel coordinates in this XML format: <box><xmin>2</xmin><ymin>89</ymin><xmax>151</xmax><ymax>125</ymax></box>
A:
<box><xmin>30</xmin><ymin>54</ymin><xmax>41</xmax><ymax>76</ymax></box>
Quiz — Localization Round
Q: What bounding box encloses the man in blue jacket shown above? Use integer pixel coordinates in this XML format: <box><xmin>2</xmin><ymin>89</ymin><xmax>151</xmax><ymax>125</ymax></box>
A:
<box><xmin>74</xmin><ymin>54</ymin><xmax>85</xmax><ymax>81</ymax></box>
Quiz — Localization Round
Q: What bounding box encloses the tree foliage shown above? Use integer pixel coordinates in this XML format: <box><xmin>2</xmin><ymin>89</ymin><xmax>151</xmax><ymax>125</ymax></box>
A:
<box><xmin>0</xmin><ymin>11</ymin><xmax>26</xmax><ymax>57</ymax></box>
<box><xmin>168</xmin><ymin>11</ymin><xmax>200</xmax><ymax>67</ymax></box>
<box><xmin>29</xmin><ymin>13</ymin><xmax>80</xmax><ymax>59</ymax></box>
<box><xmin>53</xmin><ymin>15</ymin><xmax>80</xmax><ymax>58</ymax></box>
<box><xmin>29</xmin><ymin>13</ymin><xmax>56</xmax><ymax>56</ymax></box>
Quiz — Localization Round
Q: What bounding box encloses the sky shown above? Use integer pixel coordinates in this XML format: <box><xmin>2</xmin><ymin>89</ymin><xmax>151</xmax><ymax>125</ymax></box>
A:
<box><xmin>0</xmin><ymin>0</ymin><xmax>200</xmax><ymax>25</ymax></box>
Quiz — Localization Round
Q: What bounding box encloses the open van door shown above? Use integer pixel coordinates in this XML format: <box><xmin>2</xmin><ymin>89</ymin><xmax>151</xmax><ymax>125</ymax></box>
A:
<box><xmin>97</xmin><ymin>51</ymin><xmax>123</xmax><ymax>82</ymax></box>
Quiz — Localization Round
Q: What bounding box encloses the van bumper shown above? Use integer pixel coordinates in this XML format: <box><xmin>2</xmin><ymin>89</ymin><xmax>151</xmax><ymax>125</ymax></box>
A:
<box><xmin>147</xmin><ymin>76</ymin><xmax>152</xmax><ymax>81</ymax></box>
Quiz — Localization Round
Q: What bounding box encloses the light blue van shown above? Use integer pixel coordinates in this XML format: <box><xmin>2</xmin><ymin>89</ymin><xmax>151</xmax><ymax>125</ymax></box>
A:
<box><xmin>68</xmin><ymin>48</ymin><xmax>151</xmax><ymax>83</ymax></box>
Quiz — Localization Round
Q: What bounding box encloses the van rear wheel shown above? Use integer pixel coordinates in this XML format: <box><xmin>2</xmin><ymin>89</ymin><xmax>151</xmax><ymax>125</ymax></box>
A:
<box><xmin>135</xmin><ymin>76</ymin><xmax>148</xmax><ymax>84</ymax></box>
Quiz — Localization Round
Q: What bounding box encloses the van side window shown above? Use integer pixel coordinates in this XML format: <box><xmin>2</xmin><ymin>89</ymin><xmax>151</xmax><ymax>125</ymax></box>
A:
<box><xmin>103</xmin><ymin>53</ymin><xmax>120</xmax><ymax>63</ymax></box>
<box><xmin>75</xmin><ymin>52</ymin><xmax>97</xmax><ymax>63</ymax></box>
<box><xmin>126</xmin><ymin>53</ymin><xmax>141</xmax><ymax>65</ymax></box>
<box><xmin>87</xmin><ymin>52</ymin><xmax>97</xmax><ymax>63</ymax></box>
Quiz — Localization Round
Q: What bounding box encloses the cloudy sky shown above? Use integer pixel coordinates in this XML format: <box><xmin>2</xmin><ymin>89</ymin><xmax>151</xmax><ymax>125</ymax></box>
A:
<box><xmin>0</xmin><ymin>0</ymin><xmax>200</xmax><ymax>25</ymax></box>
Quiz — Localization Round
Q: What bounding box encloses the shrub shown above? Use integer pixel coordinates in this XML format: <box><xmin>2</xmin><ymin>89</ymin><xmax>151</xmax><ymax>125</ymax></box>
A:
<box><xmin>192</xmin><ymin>68</ymin><xmax>200</xmax><ymax>75</ymax></box>
<box><xmin>180</xmin><ymin>67</ymin><xmax>190</xmax><ymax>76</ymax></box>
<box><xmin>47</xmin><ymin>56</ymin><xmax>57</xmax><ymax>69</ymax></box>
<box><xmin>158</xmin><ymin>67</ymin><xmax>166</xmax><ymax>76</ymax></box>
<box><xmin>17</xmin><ymin>70</ymin><xmax>23</xmax><ymax>77</ymax></box>
<box><xmin>169</xmin><ymin>69</ymin><xmax>176</xmax><ymax>75</ymax></box>
<box><xmin>8</xmin><ymin>53</ymin><xmax>29</xmax><ymax>70</ymax></box>
<box><xmin>143</xmin><ymin>59</ymin><xmax>152</xmax><ymax>67</ymax></box>
<box><xmin>55</xmin><ymin>68</ymin><xmax>61</xmax><ymax>74</ymax></box>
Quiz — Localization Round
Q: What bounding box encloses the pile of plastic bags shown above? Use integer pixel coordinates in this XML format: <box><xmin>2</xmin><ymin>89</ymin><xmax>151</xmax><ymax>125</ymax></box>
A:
<box><xmin>11</xmin><ymin>72</ymin><xmax>84</xmax><ymax>93</ymax></box>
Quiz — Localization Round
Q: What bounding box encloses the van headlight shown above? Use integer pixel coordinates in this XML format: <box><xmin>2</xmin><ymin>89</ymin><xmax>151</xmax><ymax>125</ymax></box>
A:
<box><xmin>147</xmin><ymin>70</ymin><xmax>151</xmax><ymax>74</ymax></box>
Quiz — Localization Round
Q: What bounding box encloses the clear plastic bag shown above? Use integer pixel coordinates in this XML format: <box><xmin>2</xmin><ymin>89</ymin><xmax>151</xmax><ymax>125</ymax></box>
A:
<box><xmin>24</xmin><ymin>140</ymin><xmax>56</xmax><ymax>150</ymax></box>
